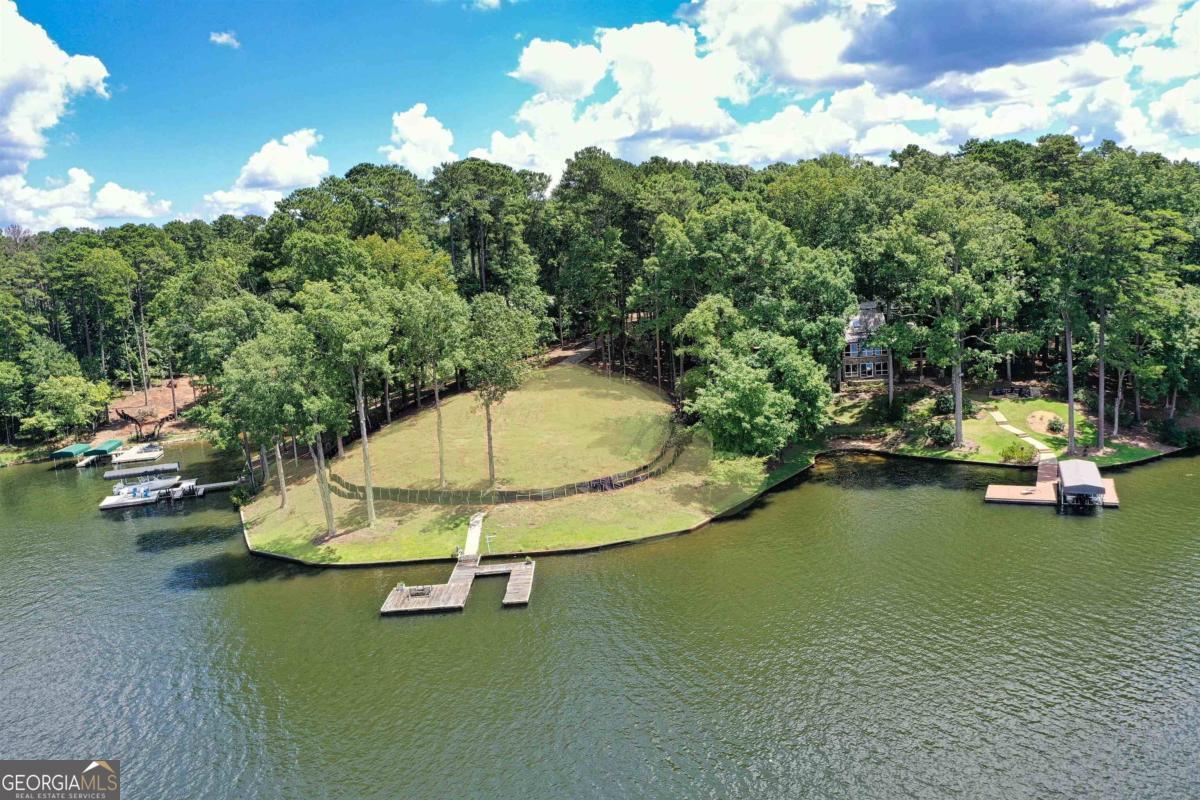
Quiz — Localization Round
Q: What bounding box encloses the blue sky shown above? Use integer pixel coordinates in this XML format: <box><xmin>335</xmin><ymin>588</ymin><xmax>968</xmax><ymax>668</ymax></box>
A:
<box><xmin>2</xmin><ymin>0</ymin><xmax>1198</xmax><ymax>229</ymax></box>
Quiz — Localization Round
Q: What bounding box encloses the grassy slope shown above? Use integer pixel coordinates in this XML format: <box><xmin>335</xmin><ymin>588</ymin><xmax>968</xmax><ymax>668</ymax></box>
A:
<box><xmin>332</xmin><ymin>364</ymin><xmax>672</xmax><ymax>490</ymax></box>
<box><xmin>244</xmin><ymin>430</ymin><xmax>819</xmax><ymax>565</ymax></box>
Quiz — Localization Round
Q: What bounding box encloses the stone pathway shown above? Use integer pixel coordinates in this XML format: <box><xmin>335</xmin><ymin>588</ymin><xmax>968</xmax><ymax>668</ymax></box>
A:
<box><xmin>463</xmin><ymin>511</ymin><xmax>486</xmax><ymax>556</ymax></box>
<box><xmin>990</xmin><ymin>409</ymin><xmax>1052</xmax><ymax>452</ymax></box>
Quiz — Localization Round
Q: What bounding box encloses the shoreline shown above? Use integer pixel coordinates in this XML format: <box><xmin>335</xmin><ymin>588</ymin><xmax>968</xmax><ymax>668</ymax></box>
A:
<box><xmin>240</xmin><ymin>442</ymin><xmax>1197</xmax><ymax>569</ymax></box>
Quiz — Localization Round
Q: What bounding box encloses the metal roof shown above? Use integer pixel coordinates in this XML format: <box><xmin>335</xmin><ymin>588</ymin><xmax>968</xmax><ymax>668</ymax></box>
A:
<box><xmin>84</xmin><ymin>439</ymin><xmax>123</xmax><ymax>456</ymax></box>
<box><xmin>1058</xmin><ymin>459</ymin><xmax>1104</xmax><ymax>495</ymax></box>
<box><xmin>50</xmin><ymin>443</ymin><xmax>89</xmax><ymax>459</ymax></box>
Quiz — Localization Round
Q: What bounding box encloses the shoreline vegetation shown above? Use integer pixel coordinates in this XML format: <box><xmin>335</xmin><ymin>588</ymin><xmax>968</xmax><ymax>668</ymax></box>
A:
<box><xmin>241</xmin><ymin>360</ymin><xmax>1187</xmax><ymax>567</ymax></box>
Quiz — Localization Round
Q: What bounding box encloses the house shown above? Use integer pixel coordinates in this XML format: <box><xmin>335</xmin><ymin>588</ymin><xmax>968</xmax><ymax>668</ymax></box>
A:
<box><xmin>842</xmin><ymin>301</ymin><xmax>889</xmax><ymax>382</ymax></box>
<box><xmin>842</xmin><ymin>300</ymin><xmax>929</xmax><ymax>383</ymax></box>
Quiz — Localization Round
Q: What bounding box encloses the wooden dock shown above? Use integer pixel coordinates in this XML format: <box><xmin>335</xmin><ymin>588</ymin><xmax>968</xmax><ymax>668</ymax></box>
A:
<box><xmin>103</xmin><ymin>462</ymin><xmax>180</xmax><ymax>480</ymax></box>
<box><xmin>380</xmin><ymin>555</ymin><xmax>535</xmax><ymax>615</ymax></box>
<box><xmin>985</xmin><ymin>454</ymin><xmax>1119</xmax><ymax>508</ymax></box>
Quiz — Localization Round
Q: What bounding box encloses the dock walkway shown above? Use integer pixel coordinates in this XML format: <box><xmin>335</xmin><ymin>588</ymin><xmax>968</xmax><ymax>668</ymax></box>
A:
<box><xmin>985</xmin><ymin>453</ymin><xmax>1119</xmax><ymax>507</ymax></box>
<box><xmin>380</xmin><ymin>556</ymin><xmax>535</xmax><ymax>615</ymax></box>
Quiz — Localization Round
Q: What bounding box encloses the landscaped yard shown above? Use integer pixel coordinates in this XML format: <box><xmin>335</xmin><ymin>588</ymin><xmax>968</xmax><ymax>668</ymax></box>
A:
<box><xmin>332</xmin><ymin>363</ymin><xmax>673</xmax><ymax>490</ymax></box>
<box><xmin>830</xmin><ymin>386</ymin><xmax>1165</xmax><ymax>466</ymax></box>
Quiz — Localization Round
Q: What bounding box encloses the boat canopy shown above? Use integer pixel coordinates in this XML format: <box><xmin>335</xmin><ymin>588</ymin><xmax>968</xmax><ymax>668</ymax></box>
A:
<box><xmin>84</xmin><ymin>439</ymin><xmax>123</xmax><ymax>456</ymax></box>
<box><xmin>50</xmin><ymin>443</ymin><xmax>89</xmax><ymax>459</ymax></box>
<box><xmin>1058</xmin><ymin>459</ymin><xmax>1104</xmax><ymax>495</ymax></box>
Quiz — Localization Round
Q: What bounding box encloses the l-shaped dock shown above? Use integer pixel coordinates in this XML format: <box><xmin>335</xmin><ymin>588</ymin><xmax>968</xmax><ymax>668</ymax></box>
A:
<box><xmin>380</xmin><ymin>554</ymin><xmax>535</xmax><ymax>615</ymax></box>
<box><xmin>984</xmin><ymin>454</ymin><xmax>1119</xmax><ymax>507</ymax></box>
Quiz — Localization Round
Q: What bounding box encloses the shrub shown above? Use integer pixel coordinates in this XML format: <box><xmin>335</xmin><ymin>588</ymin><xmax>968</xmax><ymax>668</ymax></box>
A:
<box><xmin>932</xmin><ymin>393</ymin><xmax>974</xmax><ymax>417</ymax></box>
<box><xmin>927</xmin><ymin>420</ymin><xmax>955</xmax><ymax>447</ymax></box>
<box><xmin>1047</xmin><ymin>417</ymin><xmax>1064</xmax><ymax>433</ymax></box>
<box><xmin>999</xmin><ymin>440</ymin><xmax>1035</xmax><ymax>464</ymax></box>
<box><xmin>1154</xmin><ymin>418</ymin><xmax>1200</xmax><ymax>448</ymax></box>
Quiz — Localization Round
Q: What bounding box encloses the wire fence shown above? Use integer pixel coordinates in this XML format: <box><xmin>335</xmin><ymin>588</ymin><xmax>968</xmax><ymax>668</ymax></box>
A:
<box><xmin>327</xmin><ymin>421</ymin><xmax>688</xmax><ymax>506</ymax></box>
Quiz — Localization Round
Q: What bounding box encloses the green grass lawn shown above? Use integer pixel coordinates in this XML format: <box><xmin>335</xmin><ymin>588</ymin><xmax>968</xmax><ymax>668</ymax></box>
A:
<box><xmin>0</xmin><ymin>444</ymin><xmax>49</xmax><ymax>467</ymax></box>
<box><xmin>243</xmin><ymin>427</ymin><xmax>819</xmax><ymax>565</ymax></box>
<box><xmin>332</xmin><ymin>364</ymin><xmax>673</xmax><ymax>490</ymax></box>
<box><xmin>830</xmin><ymin>387</ymin><xmax>1164</xmax><ymax>466</ymax></box>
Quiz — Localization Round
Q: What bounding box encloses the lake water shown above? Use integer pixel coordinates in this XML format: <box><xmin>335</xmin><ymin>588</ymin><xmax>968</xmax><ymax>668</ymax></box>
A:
<box><xmin>1</xmin><ymin>444</ymin><xmax>1198</xmax><ymax>798</ymax></box>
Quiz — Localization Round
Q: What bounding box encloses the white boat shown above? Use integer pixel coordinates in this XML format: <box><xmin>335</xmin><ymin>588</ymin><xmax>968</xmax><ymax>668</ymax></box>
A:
<box><xmin>112</xmin><ymin>475</ymin><xmax>180</xmax><ymax>496</ymax></box>
<box><xmin>111</xmin><ymin>443</ymin><xmax>165</xmax><ymax>464</ymax></box>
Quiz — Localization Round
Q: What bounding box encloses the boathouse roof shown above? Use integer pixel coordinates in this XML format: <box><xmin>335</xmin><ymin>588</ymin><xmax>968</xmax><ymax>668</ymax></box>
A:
<box><xmin>1058</xmin><ymin>459</ymin><xmax>1104</xmax><ymax>495</ymax></box>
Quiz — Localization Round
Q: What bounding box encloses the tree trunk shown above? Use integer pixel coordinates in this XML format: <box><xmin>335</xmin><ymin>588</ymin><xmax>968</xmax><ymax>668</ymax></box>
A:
<box><xmin>259</xmin><ymin>443</ymin><xmax>271</xmax><ymax>486</ymax></box>
<box><xmin>309</xmin><ymin>441</ymin><xmax>336</xmax><ymax>537</ymax></box>
<box><xmin>336</xmin><ymin>436</ymin><xmax>344</xmax><ymax>458</ymax></box>
<box><xmin>1005</xmin><ymin>353</ymin><xmax>1012</xmax><ymax>383</ymax></box>
<box><xmin>1133</xmin><ymin>372</ymin><xmax>1142</xmax><ymax>424</ymax></box>
<box><xmin>434</xmin><ymin>376</ymin><xmax>446</xmax><ymax>488</ymax></box>
<box><xmin>1096</xmin><ymin>307</ymin><xmax>1107</xmax><ymax>451</ymax></box>
<box><xmin>274</xmin><ymin>440</ymin><xmax>288</xmax><ymax>508</ymax></box>
<box><xmin>1063</xmin><ymin>313</ymin><xmax>1077</xmax><ymax>455</ymax></box>
<box><xmin>655</xmin><ymin>322</ymin><xmax>663</xmax><ymax>389</ymax></box>
<box><xmin>1169</xmin><ymin>387</ymin><xmax>1178</xmax><ymax>419</ymax></box>
<box><xmin>886</xmin><ymin>348</ymin><xmax>894</xmax><ymax>406</ymax></box>
<box><xmin>240</xmin><ymin>433</ymin><xmax>257</xmax><ymax>489</ymax></box>
<box><xmin>485</xmin><ymin>402</ymin><xmax>496</xmax><ymax>488</ymax></box>
<box><xmin>353</xmin><ymin>368</ymin><xmax>376</xmax><ymax>526</ymax></box>
<box><xmin>952</xmin><ymin>337</ymin><xmax>964</xmax><ymax>448</ymax></box>
<box><xmin>168</xmin><ymin>360</ymin><xmax>178</xmax><ymax>417</ymax></box>
<box><xmin>384</xmin><ymin>375</ymin><xmax>391</xmax><ymax>424</ymax></box>
<box><xmin>1112</xmin><ymin>367</ymin><xmax>1125</xmax><ymax>439</ymax></box>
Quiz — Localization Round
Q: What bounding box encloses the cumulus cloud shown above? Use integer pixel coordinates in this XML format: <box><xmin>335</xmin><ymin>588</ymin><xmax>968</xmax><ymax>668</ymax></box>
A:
<box><xmin>0</xmin><ymin>169</ymin><xmax>170</xmax><ymax>230</ymax></box>
<box><xmin>379</xmin><ymin>103</ymin><xmax>458</xmax><ymax>178</ymax></box>
<box><xmin>201</xmin><ymin>129</ymin><xmax>329</xmax><ymax>217</ymax></box>
<box><xmin>509</xmin><ymin>39</ymin><xmax>607</xmax><ymax>100</ymax></box>
<box><xmin>843</xmin><ymin>0</ymin><xmax>1139</xmax><ymax>90</ymax></box>
<box><xmin>0</xmin><ymin>0</ymin><xmax>109</xmax><ymax>175</ymax></box>
<box><xmin>1150</xmin><ymin>78</ymin><xmax>1200</xmax><ymax>133</ymax></box>
<box><xmin>1126</xmin><ymin>3</ymin><xmax>1200</xmax><ymax>82</ymax></box>
<box><xmin>0</xmin><ymin>1</ymin><xmax>172</xmax><ymax>229</ymax></box>
<box><xmin>209</xmin><ymin>31</ymin><xmax>240</xmax><ymax>49</ymax></box>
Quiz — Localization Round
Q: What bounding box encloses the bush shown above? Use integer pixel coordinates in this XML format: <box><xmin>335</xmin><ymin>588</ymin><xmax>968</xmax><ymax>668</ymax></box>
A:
<box><xmin>927</xmin><ymin>420</ymin><xmax>955</xmax><ymax>447</ymax></box>
<box><xmin>1154</xmin><ymin>418</ymin><xmax>1200</xmax><ymax>448</ymax></box>
<box><xmin>932</xmin><ymin>393</ymin><xmax>974</xmax><ymax>417</ymax></box>
<box><xmin>999</xmin><ymin>440</ymin><xmax>1035</xmax><ymax>464</ymax></box>
<box><xmin>1047</xmin><ymin>417</ymin><xmax>1064</xmax><ymax>433</ymax></box>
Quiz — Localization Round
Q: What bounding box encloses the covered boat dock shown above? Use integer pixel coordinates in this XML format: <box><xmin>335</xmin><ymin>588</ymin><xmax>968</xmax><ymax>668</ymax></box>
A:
<box><xmin>50</xmin><ymin>443</ymin><xmax>89</xmax><ymax>460</ymax></box>
<box><xmin>84</xmin><ymin>439</ymin><xmax>123</xmax><ymax>457</ymax></box>
<box><xmin>985</xmin><ymin>454</ymin><xmax>1118</xmax><ymax>509</ymax></box>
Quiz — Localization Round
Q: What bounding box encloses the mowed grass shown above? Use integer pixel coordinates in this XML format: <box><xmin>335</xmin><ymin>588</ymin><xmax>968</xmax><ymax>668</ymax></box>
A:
<box><xmin>242</xmin><ymin>429</ymin><xmax>820</xmax><ymax>565</ymax></box>
<box><xmin>332</xmin><ymin>364</ymin><xmax>673</xmax><ymax>490</ymax></box>
<box><xmin>986</xmin><ymin>396</ymin><xmax>1160</xmax><ymax>465</ymax></box>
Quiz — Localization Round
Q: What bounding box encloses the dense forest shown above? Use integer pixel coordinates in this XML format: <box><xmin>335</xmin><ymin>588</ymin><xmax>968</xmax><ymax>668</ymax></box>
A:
<box><xmin>2</xmin><ymin>136</ymin><xmax>1199</xmax><ymax>519</ymax></box>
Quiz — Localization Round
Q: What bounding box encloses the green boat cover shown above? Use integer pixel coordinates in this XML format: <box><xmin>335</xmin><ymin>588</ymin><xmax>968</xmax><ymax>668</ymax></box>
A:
<box><xmin>50</xmin><ymin>443</ymin><xmax>89</xmax><ymax>459</ymax></box>
<box><xmin>84</xmin><ymin>439</ymin><xmax>123</xmax><ymax>456</ymax></box>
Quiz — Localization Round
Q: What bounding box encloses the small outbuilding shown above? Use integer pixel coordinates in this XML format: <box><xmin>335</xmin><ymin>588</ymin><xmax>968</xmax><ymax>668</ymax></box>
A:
<box><xmin>1058</xmin><ymin>459</ymin><xmax>1105</xmax><ymax>508</ymax></box>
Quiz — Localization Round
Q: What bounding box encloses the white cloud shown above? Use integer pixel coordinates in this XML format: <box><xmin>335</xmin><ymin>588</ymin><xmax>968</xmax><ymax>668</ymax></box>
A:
<box><xmin>1150</xmin><ymin>77</ymin><xmax>1200</xmax><ymax>133</ymax></box>
<box><xmin>473</xmin><ymin>0</ymin><xmax>501</xmax><ymax>9</ymax></box>
<box><xmin>0</xmin><ymin>0</ymin><xmax>109</xmax><ymax>175</ymax></box>
<box><xmin>379</xmin><ymin>103</ymin><xmax>458</xmax><ymax>178</ymax></box>
<box><xmin>0</xmin><ymin>2</ymin><xmax>171</xmax><ymax>229</ymax></box>
<box><xmin>927</xmin><ymin>42</ymin><xmax>1131</xmax><ymax>106</ymax></box>
<box><xmin>209</xmin><ymin>31</ymin><xmax>240</xmax><ymax>49</ymax></box>
<box><xmin>1127</xmin><ymin>3</ymin><xmax>1200</xmax><ymax>82</ymax></box>
<box><xmin>509</xmin><ymin>39</ymin><xmax>607</xmax><ymax>100</ymax></box>
<box><xmin>236</xmin><ymin>129</ymin><xmax>328</xmax><ymax>189</ymax></box>
<box><xmin>201</xmin><ymin>129</ymin><xmax>329</xmax><ymax>217</ymax></box>
<box><xmin>0</xmin><ymin>168</ymin><xmax>170</xmax><ymax>230</ymax></box>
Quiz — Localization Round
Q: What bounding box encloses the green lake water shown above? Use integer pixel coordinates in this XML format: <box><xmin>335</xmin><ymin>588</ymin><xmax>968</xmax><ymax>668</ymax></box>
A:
<box><xmin>1</xmin><ymin>443</ymin><xmax>1198</xmax><ymax>798</ymax></box>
